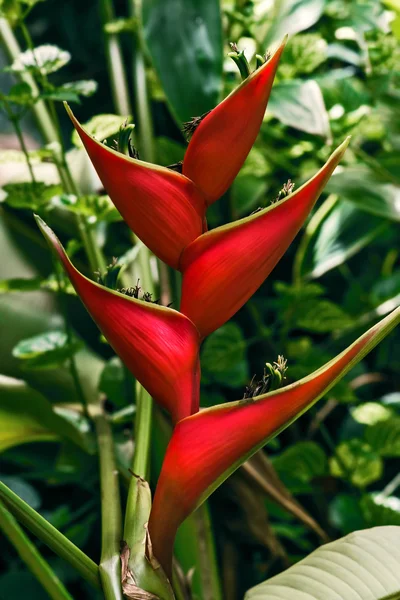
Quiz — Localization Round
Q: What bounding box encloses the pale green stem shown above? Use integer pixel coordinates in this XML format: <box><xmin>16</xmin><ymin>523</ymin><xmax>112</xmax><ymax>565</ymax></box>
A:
<box><xmin>91</xmin><ymin>404</ymin><xmax>123</xmax><ymax>600</ymax></box>
<box><xmin>129</xmin><ymin>0</ymin><xmax>155</xmax><ymax>162</ymax></box>
<box><xmin>0</xmin><ymin>18</ymin><xmax>58</xmax><ymax>143</ymax></box>
<box><xmin>0</xmin><ymin>501</ymin><xmax>74</xmax><ymax>600</ymax></box>
<box><xmin>99</xmin><ymin>0</ymin><xmax>132</xmax><ymax>116</ymax></box>
<box><xmin>0</xmin><ymin>481</ymin><xmax>101</xmax><ymax>589</ymax></box>
<box><xmin>123</xmin><ymin>384</ymin><xmax>152</xmax><ymax>542</ymax></box>
<box><xmin>292</xmin><ymin>194</ymin><xmax>338</xmax><ymax>286</ymax></box>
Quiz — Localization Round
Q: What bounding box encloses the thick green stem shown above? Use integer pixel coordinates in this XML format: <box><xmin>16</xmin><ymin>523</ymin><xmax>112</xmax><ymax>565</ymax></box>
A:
<box><xmin>99</xmin><ymin>0</ymin><xmax>132</xmax><ymax>116</ymax></box>
<box><xmin>0</xmin><ymin>18</ymin><xmax>58</xmax><ymax>143</ymax></box>
<box><xmin>129</xmin><ymin>0</ymin><xmax>155</xmax><ymax>163</ymax></box>
<box><xmin>91</xmin><ymin>404</ymin><xmax>123</xmax><ymax>600</ymax></box>
<box><xmin>0</xmin><ymin>501</ymin><xmax>74</xmax><ymax>600</ymax></box>
<box><xmin>0</xmin><ymin>481</ymin><xmax>101</xmax><ymax>589</ymax></box>
<box><xmin>123</xmin><ymin>384</ymin><xmax>152</xmax><ymax>541</ymax></box>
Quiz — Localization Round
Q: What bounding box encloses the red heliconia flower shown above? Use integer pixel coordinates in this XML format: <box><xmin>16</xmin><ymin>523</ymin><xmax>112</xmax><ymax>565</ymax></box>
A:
<box><xmin>180</xmin><ymin>138</ymin><xmax>350</xmax><ymax>338</ymax></box>
<box><xmin>148</xmin><ymin>305</ymin><xmax>400</xmax><ymax>575</ymax></box>
<box><xmin>183</xmin><ymin>37</ymin><xmax>287</xmax><ymax>204</ymax></box>
<box><xmin>35</xmin><ymin>216</ymin><xmax>201</xmax><ymax>423</ymax></box>
<box><xmin>66</xmin><ymin>38</ymin><xmax>287</xmax><ymax>270</ymax></box>
<box><xmin>65</xmin><ymin>105</ymin><xmax>206</xmax><ymax>270</ymax></box>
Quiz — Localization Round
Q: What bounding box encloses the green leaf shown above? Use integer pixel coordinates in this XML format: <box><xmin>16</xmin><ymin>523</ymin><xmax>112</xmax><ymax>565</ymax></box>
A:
<box><xmin>300</xmin><ymin>199</ymin><xmax>387</xmax><ymax>279</ymax></box>
<box><xmin>42</xmin><ymin>80</ymin><xmax>98</xmax><ymax>104</ymax></box>
<box><xmin>245</xmin><ymin>526</ymin><xmax>400</xmax><ymax>600</ymax></box>
<box><xmin>0</xmin><ymin>375</ymin><xmax>89</xmax><ymax>452</ymax></box>
<box><xmin>201</xmin><ymin>323</ymin><xmax>249</xmax><ymax>388</ymax></box>
<box><xmin>273</xmin><ymin>441</ymin><xmax>328</xmax><ymax>483</ymax></box>
<box><xmin>365</xmin><ymin>417</ymin><xmax>400</xmax><ymax>457</ymax></box>
<box><xmin>1</xmin><ymin>182</ymin><xmax>62</xmax><ymax>210</ymax></box>
<box><xmin>12</xmin><ymin>330</ymin><xmax>83</xmax><ymax>370</ymax></box>
<box><xmin>104</xmin><ymin>17</ymin><xmax>136</xmax><ymax>34</ymax></box>
<box><xmin>142</xmin><ymin>0</ymin><xmax>223</xmax><ymax>123</ymax></box>
<box><xmin>0</xmin><ymin>476</ymin><xmax>41</xmax><ymax>510</ymax></box>
<box><xmin>361</xmin><ymin>494</ymin><xmax>400</xmax><ymax>527</ymax></box>
<box><xmin>328</xmin><ymin>493</ymin><xmax>365</xmax><ymax>534</ymax></box>
<box><xmin>263</xmin><ymin>0</ymin><xmax>326</xmax><ymax>46</ymax></box>
<box><xmin>351</xmin><ymin>402</ymin><xmax>393</xmax><ymax>425</ymax></box>
<box><xmin>8</xmin><ymin>45</ymin><xmax>71</xmax><ymax>75</ymax></box>
<box><xmin>329</xmin><ymin>439</ymin><xmax>383</xmax><ymax>488</ymax></box>
<box><xmin>327</xmin><ymin>166</ymin><xmax>400</xmax><ymax>221</ymax></box>
<box><xmin>6</xmin><ymin>82</ymin><xmax>36</xmax><ymax>106</ymax></box>
<box><xmin>51</xmin><ymin>193</ymin><xmax>122</xmax><ymax>224</ymax></box>
<box><xmin>296</xmin><ymin>299</ymin><xmax>353</xmax><ymax>332</ymax></box>
<box><xmin>99</xmin><ymin>357</ymin><xmax>126</xmax><ymax>407</ymax></box>
<box><xmin>71</xmin><ymin>114</ymin><xmax>130</xmax><ymax>148</ymax></box>
<box><xmin>267</xmin><ymin>80</ymin><xmax>331</xmax><ymax>138</ymax></box>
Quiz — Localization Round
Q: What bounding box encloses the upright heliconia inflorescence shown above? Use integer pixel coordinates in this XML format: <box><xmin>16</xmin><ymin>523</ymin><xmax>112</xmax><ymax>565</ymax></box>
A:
<box><xmin>36</xmin><ymin>35</ymin><xmax>400</xmax><ymax>588</ymax></box>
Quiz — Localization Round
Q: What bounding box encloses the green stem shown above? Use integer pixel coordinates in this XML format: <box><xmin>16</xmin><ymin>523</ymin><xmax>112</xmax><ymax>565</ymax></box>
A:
<box><xmin>0</xmin><ymin>18</ymin><xmax>58</xmax><ymax>143</ymax></box>
<box><xmin>0</xmin><ymin>481</ymin><xmax>101</xmax><ymax>589</ymax></box>
<box><xmin>292</xmin><ymin>194</ymin><xmax>337</xmax><ymax>286</ymax></box>
<box><xmin>129</xmin><ymin>0</ymin><xmax>155</xmax><ymax>163</ymax></box>
<box><xmin>91</xmin><ymin>404</ymin><xmax>123</xmax><ymax>600</ymax></box>
<box><xmin>123</xmin><ymin>384</ymin><xmax>152</xmax><ymax>540</ymax></box>
<box><xmin>0</xmin><ymin>501</ymin><xmax>74</xmax><ymax>600</ymax></box>
<box><xmin>99</xmin><ymin>0</ymin><xmax>132</xmax><ymax>116</ymax></box>
<box><xmin>6</xmin><ymin>109</ymin><xmax>37</xmax><ymax>183</ymax></box>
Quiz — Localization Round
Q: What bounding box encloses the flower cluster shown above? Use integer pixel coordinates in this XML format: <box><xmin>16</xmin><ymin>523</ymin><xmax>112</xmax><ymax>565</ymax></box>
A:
<box><xmin>36</xmin><ymin>37</ymin><xmax>400</xmax><ymax>584</ymax></box>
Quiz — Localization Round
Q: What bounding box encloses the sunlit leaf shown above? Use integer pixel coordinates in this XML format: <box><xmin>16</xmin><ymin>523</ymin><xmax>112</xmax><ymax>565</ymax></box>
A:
<box><xmin>245</xmin><ymin>526</ymin><xmax>400</xmax><ymax>600</ymax></box>
<box><xmin>267</xmin><ymin>80</ymin><xmax>330</xmax><ymax>138</ymax></box>
<box><xmin>351</xmin><ymin>402</ymin><xmax>392</xmax><ymax>425</ymax></box>
<box><xmin>300</xmin><ymin>199</ymin><xmax>387</xmax><ymax>279</ymax></box>
<box><xmin>71</xmin><ymin>114</ymin><xmax>131</xmax><ymax>148</ymax></box>
<box><xmin>12</xmin><ymin>330</ymin><xmax>83</xmax><ymax>370</ymax></box>
<box><xmin>329</xmin><ymin>439</ymin><xmax>383</xmax><ymax>488</ymax></box>
<box><xmin>8</xmin><ymin>45</ymin><xmax>71</xmax><ymax>75</ymax></box>
<box><xmin>50</xmin><ymin>193</ymin><xmax>122</xmax><ymax>224</ymax></box>
<box><xmin>262</xmin><ymin>0</ymin><xmax>326</xmax><ymax>46</ymax></box>
<box><xmin>42</xmin><ymin>80</ymin><xmax>98</xmax><ymax>104</ymax></box>
<box><xmin>1</xmin><ymin>182</ymin><xmax>62</xmax><ymax>211</ymax></box>
<box><xmin>327</xmin><ymin>166</ymin><xmax>400</xmax><ymax>221</ymax></box>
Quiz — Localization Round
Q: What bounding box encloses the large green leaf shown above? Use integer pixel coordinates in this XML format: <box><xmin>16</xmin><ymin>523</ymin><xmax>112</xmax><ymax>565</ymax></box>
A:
<box><xmin>201</xmin><ymin>323</ymin><xmax>249</xmax><ymax>388</ymax></box>
<box><xmin>263</xmin><ymin>0</ymin><xmax>326</xmax><ymax>46</ymax></box>
<box><xmin>327</xmin><ymin>167</ymin><xmax>400</xmax><ymax>221</ymax></box>
<box><xmin>0</xmin><ymin>375</ymin><xmax>91</xmax><ymax>452</ymax></box>
<box><xmin>245</xmin><ymin>526</ymin><xmax>400</xmax><ymax>600</ymax></box>
<box><xmin>267</xmin><ymin>80</ymin><xmax>330</xmax><ymax>137</ymax></box>
<box><xmin>142</xmin><ymin>0</ymin><xmax>222</xmax><ymax>123</ymax></box>
<box><xmin>300</xmin><ymin>199</ymin><xmax>387</xmax><ymax>279</ymax></box>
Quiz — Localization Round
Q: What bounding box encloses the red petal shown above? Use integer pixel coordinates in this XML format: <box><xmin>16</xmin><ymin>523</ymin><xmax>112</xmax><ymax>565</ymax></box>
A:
<box><xmin>149</xmin><ymin>306</ymin><xmax>400</xmax><ymax>575</ymax></box>
<box><xmin>182</xmin><ymin>38</ymin><xmax>287</xmax><ymax>205</ymax></box>
<box><xmin>180</xmin><ymin>138</ymin><xmax>350</xmax><ymax>338</ymax></box>
<box><xmin>35</xmin><ymin>216</ymin><xmax>201</xmax><ymax>423</ymax></box>
<box><xmin>65</xmin><ymin>105</ymin><xmax>206</xmax><ymax>270</ymax></box>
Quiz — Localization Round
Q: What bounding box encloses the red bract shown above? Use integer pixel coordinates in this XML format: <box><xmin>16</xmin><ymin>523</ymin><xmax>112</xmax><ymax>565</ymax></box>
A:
<box><xmin>35</xmin><ymin>216</ymin><xmax>201</xmax><ymax>423</ymax></box>
<box><xmin>148</xmin><ymin>306</ymin><xmax>400</xmax><ymax>575</ymax></box>
<box><xmin>180</xmin><ymin>138</ymin><xmax>350</xmax><ymax>338</ymax></box>
<box><xmin>183</xmin><ymin>37</ymin><xmax>287</xmax><ymax>204</ymax></box>
<box><xmin>65</xmin><ymin>105</ymin><xmax>206</xmax><ymax>270</ymax></box>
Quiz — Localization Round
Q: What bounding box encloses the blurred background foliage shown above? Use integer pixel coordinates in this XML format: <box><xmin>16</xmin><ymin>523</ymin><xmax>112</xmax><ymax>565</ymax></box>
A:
<box><xmin>0</xmin><ymin>0</ymin><xmax>399</xmax><ymax>598</ymax></box>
